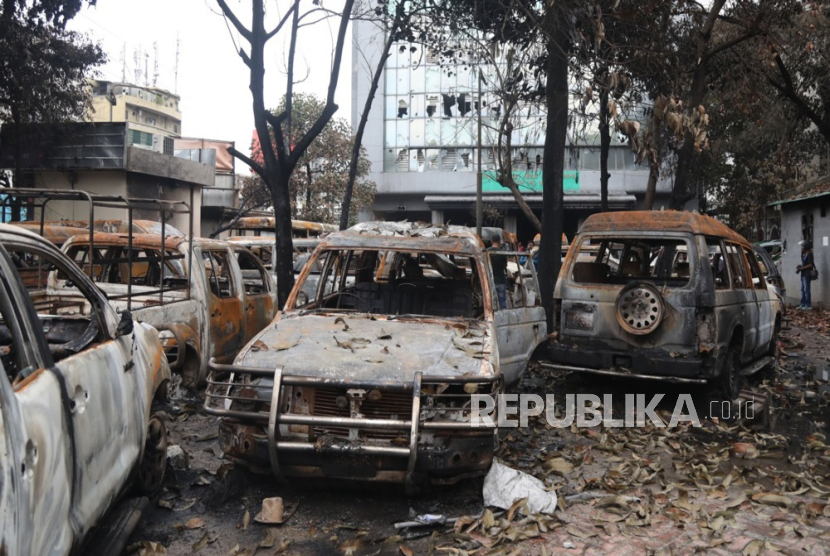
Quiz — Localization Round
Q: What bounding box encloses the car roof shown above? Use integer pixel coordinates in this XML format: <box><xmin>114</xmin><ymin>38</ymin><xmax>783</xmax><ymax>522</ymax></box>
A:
<box><xmin>578</xmin><ymin>211</ymin><xmax>749</xmax><ymax>245</ymax></box>
<box><xmin>321</xmin><ymin>222</ymin><xmax>484</xmax><ymax>255</ymax></box>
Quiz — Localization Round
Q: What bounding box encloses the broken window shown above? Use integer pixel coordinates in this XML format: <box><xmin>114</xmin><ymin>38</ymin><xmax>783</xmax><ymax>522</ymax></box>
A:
<box><xmin>236</xmin><ymin>250</ymin><xmax>270</xmax><ymax>295</ymax></box>
<box><xmin>425</xmin><ymin>118</ymin><xmax>440</xmax><ymax>145</ymax></box>
<box><xmin>490</xmin><ymin>253</ymin><xmax>541</xmax><ymax>310</ymax></box>
<box><xmin>802</xmin><ymin>214</ymin><xmax>814</xmax><ymax>243</ymax></box>
<box><xmin>742</xmin><ymin>245</ymin><xmax>767</xmax><ymax>290</ymax></box>
<box><xmin>724</xmin><ymin>242</ymin><xmax>751</xmax><ymax>289</ymax></box>
<box><xmin>457</xmin><ymin>94</ymin><xmax>471</xmax><ymax>116</ymax></box>
<box><xmin>711</xmin><ymin>240</ymin><xmax>732</xmax><ymax>288</ymax></box>
<box><xmin>442</xmin><ymin>94</ymin><xmax>456</xmax><ymax>118</ymax></box>
<box><xmin>397</xmin><ymin>98</ymin><xmax>408</xmax><ymax>118</ymax></box>
<box><xmin>571</xmin><ymin>237</ymin><xmax>692</xmax><ymax>287</ymax></box>
<box><xmin>294</xmin><ymin>248</ymin><xmax>484</xmax><ymax>319</ymax></box>
<box><xmin>426</xmin><ymin>95</ymin><xmax>439</xmax><ymax>117</ymax></box>
<box><xmin>203</xmin><ymin>250</ymin><xmax>235</xmax><ymax>298</ymax></box>
<box><xmin>6</xmin><ymin>245</ymin><xmax>102</xmax><ymax>367</ymax></box>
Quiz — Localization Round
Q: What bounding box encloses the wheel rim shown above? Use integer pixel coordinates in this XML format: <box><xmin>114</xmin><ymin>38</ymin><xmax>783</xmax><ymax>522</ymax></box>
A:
<box><xmin>138</xmin><ymin>415</ymin><xmax>167</xmax><ymax>494</ymax></box>
<box><xmin>615</xmin><ymin>284</ymin><xmax>664</xmax><ymax>335</ymax></box>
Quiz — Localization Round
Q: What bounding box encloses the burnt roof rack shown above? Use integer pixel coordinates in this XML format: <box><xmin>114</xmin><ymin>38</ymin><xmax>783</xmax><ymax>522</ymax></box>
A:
<box><xmin>0</xmin><ymin>187</ymin><xmax>195</xmax><ymax>310</ymax></box>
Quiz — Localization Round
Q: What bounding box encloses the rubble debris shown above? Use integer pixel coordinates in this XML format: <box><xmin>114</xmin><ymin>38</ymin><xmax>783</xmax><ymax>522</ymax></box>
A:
<box><xmin>166</xmin><ymin>445</ymin><xmax>189</xmax><ymax>470</ymax></box>
<box><xmin>254</xmin><ymin>497</ymin><xmax>295</xmax><ymax>525</ymax></box>
<box><xmin>483</xmin><ymin>459</ymin><xmax>558</xmax><ymax>515</ymax></box>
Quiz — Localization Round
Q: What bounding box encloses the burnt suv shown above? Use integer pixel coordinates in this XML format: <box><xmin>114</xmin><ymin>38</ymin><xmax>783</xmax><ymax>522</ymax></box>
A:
<box><xmin>204</xmin><ymin>222</ymin><xmax>547</xmax><ymax>491</ymax></box>
<box><xmin>548</xmin><ymin>211</ymin><xmax>782</xmax><ymax>399</ymax></box>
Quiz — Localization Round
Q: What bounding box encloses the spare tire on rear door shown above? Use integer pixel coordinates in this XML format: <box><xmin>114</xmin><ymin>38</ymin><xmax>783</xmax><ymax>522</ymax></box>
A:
<box><xmin>615</xmin><ymin>282</ymin><xmax>665</xmax><ymax>335</ymax></box>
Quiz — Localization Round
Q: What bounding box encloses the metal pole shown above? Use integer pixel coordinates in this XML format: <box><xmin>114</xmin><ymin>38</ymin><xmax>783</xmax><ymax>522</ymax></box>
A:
<box><xmin>476</xmin><ymin>69</ymin><xmax>483</xmax><ymax>238</ymax></box>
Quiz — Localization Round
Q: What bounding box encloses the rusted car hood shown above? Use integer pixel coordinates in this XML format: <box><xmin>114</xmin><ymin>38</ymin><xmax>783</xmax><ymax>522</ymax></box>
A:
<box><xmin>236</xmin><ymin>312</ymin><xmax>492</xmax><ymax>381</ymax></box>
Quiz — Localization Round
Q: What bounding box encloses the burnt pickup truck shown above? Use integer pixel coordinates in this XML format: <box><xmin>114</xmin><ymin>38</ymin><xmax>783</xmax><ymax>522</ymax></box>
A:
<box><xmin>547</xmin><ymin>211</ymin><xmax>782</xmax><ymax>399</ymax></box>
<box><xmin>0</xmin><ymin>224</ymin><xmax>170</xmax><ymax>554</ymax></box>
<box><xmin>204</xmin><ymin>222</ymin><xmax>547</xmax><ymax>491</ymax></box>
<box><xmin>51</xmin><ymin>233</ymin><xmax>277</xmax><ymax>386</ymax></box>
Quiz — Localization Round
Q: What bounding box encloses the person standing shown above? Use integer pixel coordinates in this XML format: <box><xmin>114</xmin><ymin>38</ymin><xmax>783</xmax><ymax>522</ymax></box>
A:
<box><xmin>488</xmin><ymin>237</ymin><xmax>508</xmax><ymax>309</ymax></box>
<box><xmin>797</xmin><ymin>239</ymin><xmax>815</xmax><ymax>309</ymax></box>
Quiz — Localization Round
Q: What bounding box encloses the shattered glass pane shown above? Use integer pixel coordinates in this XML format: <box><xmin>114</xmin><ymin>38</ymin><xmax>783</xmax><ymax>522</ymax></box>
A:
<box><xmin>441</xmin><ymin>119</ymin><xmax>456</xmax><ymax>145</ymax></box>
<box><xmin>457</xmin><ymin>120</ymin><xmax>473</xmax><ymax>146</ymax></box>
<box><xmin>426</xmin><ymin>95</ymin><xmax>439</xmax><ymax>117</ymax></box>
<box><xmin>397</xmin><ymin>120</ymin><xmax>409</xmax><ymax>147</ymax></box>
<box><xmin>397</xmin><ymin>97</ymin><xmax>408</xmax><ymax>118</ymax></box>
<box><xmin>425</xmin><ymin>149</ymin><xmax>440</xmax><ymax>171</ymax></box>
<box><xmin>425</xmin><ymin>118</ymin><xmax>440</xmax><ymax>146</ymax></box>
<box><xmin>393</xmin><ymin>44</ymin><xmax>410</xmax><ymax>67</ymax></box>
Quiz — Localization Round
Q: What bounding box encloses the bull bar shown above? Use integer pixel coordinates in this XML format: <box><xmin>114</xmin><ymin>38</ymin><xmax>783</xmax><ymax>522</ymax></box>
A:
<box><xmin>204</xmin><ymin>359</ymin><xmax>500</xmax><ymax>493</ymax></box>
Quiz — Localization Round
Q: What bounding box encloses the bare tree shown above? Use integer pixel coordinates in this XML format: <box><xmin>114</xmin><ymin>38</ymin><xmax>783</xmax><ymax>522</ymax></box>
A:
<box><xmin>216</xmin><ymin>0</ymin><xmax>355</xmax><ymax>305</ymax></box>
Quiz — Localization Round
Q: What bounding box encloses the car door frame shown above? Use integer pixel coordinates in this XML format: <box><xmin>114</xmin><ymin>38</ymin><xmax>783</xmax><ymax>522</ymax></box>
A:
<box><xmin>0</xmin><ymin>245</ymin><xmax>75</xmax><ymax>555</ymax></box>
<box><xmin>487</xmin><ymin>250</ymin><xmax>546</xmax><ymax>385</ymax></box>
<box><xmin>203</xmin><ymin>246</ymin><xmax>246</xmax><ymax>362</ymax></box>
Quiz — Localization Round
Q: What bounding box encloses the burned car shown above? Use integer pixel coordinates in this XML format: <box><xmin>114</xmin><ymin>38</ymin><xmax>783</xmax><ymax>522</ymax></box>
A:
<box><xmin>548</xmin><ymin>211</ymin><xmax>782</xmax><ymax>399</ymax></box>
<box><xmin>0</xmin><ymin>224</ymin><xmax>170</xmax><ymax>554</ymax></box>
<box><xmin>205</xmin><ymin>222</ymin><xmax>546</xmax><ymax>490</ymax></box>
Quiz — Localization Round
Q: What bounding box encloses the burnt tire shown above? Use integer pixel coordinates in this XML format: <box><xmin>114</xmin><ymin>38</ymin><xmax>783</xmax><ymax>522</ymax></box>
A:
<box><xmin>719</xmin><ymin>347</ymin><xmax>742</xmax><ymax>401</ymax></box>
<box><xmin>615</xmin><ymin>282</ymin><xmax>665</xmax><ymax>335</ymax></box>
<box><xmin>136</xmin><ymin>412</ymin><xmax>168</xmax><ymax>496</ymax></box>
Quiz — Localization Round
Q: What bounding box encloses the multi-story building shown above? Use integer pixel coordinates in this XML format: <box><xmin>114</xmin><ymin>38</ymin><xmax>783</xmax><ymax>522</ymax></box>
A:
<box><xmin>352</xmin><ymin>20</ymin><xmax>673</xmax><ymax>241</ymax></box>
<box><xmin>88</xmin><ymin>79</ymin><xmax>182</xmax><ymax>155</ymax></box>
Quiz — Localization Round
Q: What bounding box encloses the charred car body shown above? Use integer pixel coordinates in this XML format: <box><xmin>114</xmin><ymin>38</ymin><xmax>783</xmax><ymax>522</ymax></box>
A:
<box><xmin>547</xmin><ymin>211</ymin><xmax>782</xmax><ymax>399</ymax></box>
<box><xmin>205</xmin><ymin>222</ymin><xmax>546</xmax><ymax>490</ymax></box>
<box><xmin>0</xmin><ymin>224</ymin><xmax>170</xmax><ymax>554</ymax></box>
<box><xmin>54</xmin><ymin>233</ymin><xmax>277</xmax><ymax>386</ymax></box>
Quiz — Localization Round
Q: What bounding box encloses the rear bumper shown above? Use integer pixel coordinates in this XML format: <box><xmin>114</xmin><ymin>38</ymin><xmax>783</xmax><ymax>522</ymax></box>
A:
<box><xmin>548</xmin><ymin>340</ymin><xmax>716</xmax><ymax>382</ymax></box>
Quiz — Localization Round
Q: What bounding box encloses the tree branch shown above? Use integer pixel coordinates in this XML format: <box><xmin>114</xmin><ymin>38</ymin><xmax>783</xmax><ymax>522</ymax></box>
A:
<box><xmin>227</xmin><ymin>145</ymin><xmax>267</xmax><ymax>180</ymax></box>
<box><xmin>290</xmin><ymin>0</ymin><xmax>355</xmax><ymax>161</ymax></box>
<box><xmin>216</xmin><ymin>0</ymin><xmax>252</xmax><ymax>42</ymax></box>
<box><xmin>703</xmin><ymin>30</ymin><xmax>759</xmax><ymax>62</ymax></box>
<box><xmin>265</xmin><ymin>2</ymin><xmax>297</xmax><ymax>40</ymax></box>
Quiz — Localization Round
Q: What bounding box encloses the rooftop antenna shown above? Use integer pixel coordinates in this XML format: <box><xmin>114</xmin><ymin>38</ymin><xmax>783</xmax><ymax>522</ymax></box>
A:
<box><xmin>120</xmin><ymin>42</ymin><xmax>126</xmax><ymax>82</ymax></box>
<box><xmin>144</xmin><ymin>50</ymin><xmax>150</xmax><ymax>86</ymax></box>
<box><xmin>153</xmin><ymin>41</ymin><xmax>159</xmax><ymax>86</ymax></box>
<box><xmin>174</xmin><ymin>33</ymin><xmax>180</xmax><ymax>94</ymax></box>
<box><xmin>134</xmin><ymin>47</ymin><xmax>141</xmax><ymax>84</ymax></box>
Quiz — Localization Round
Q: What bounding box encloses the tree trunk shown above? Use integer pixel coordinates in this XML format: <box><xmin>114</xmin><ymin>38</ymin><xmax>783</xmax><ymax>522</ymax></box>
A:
<box><xmin>599</xmin><ymin>83</ymin><xmax>610</xmax><ymax>212</ymax></box>
<box><xmin>642</xmin><ymin>111</ymin><xmax>661</xmax><ymax>210</ymax></box>
<box><xmin>504</xmin><ymin>179</ymin><xmax>542</xmax><ymax>232</ymax></box>
<box><xmin>671</xmin><ymin>0</ymin><xmax>726</xmax><ymax>209</ymax></box>
<box><xmin>539</xmin><ymin>6</ymin><xmax>568</xmax><ymax>332</ymax></box>
<box><xmin>341</xmin><ymin>17</ymin><xmax>400</xmax><ymax>230</ymax></box>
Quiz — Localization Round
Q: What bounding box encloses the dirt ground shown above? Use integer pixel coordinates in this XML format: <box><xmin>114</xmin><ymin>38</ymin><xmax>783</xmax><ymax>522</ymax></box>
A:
<box><xmin>126</xmin><ymin>308</ymin><xmax>830</xmax><ymax>556</ymax></box>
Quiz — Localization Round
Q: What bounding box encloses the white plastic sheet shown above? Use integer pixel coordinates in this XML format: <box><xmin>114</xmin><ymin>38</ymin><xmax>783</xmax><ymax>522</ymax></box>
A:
<box><xmin>483</xmin><ymin>459</ymin><xmax>558</xmax><ymax>515</ymax></box>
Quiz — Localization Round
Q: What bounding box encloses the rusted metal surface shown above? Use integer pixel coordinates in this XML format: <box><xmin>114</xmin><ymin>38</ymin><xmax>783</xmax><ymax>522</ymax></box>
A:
<box><xmin>231</xmin><ymin>217</ymin><xmax>337</xmax><ymax>236</ymax></box>
<box><xmin>205</xmin><ymin>222</ymin><xmax>547</xmax><ymax>487</ymax></box>
<box><xmin>578</xmin><ymin>210</ymin><xmax>750</xmax><ymax>246</ymax></box>
<box><xmin>0</xmin><ymin>223</ymin><xmax>170</xmax><ymax>555</ymax></box>
<box><xmin>7</xmin><ymin>222</ymin><xmax>90</xmax><ymax>246</ymax></box>
<box><xmin>550</xmin><ymin>216</ymin><xmax>782</xmax><ymax>388</ymax></box>
<box><xmin>54</xmin><ymin>233</ymin><xmax>277</xmax><ymax>385</ymax></box>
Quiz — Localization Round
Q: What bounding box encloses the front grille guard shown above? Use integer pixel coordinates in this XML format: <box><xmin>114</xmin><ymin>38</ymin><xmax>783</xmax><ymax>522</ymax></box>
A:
<box><xmin>204</xmin><ymin>358</ymin><xmax>500</xmax><ymax>492</ymax></box>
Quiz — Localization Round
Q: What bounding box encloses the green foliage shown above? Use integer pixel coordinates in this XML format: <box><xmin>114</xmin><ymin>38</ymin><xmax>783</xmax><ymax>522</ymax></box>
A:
<box><xmin>0</xmin><ymin>1</ymin><xmax>104</xmax><ymax>126</ymax></box>
<box><xmin>250</xmin><ymin>93</ymin><xmax>376</xmax><ymax>225</ymax></box>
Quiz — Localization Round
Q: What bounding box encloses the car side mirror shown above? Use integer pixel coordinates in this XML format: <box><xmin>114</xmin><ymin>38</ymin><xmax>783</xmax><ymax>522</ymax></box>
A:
<box><xmin>116</xmin><ymin>311</ymin><xmax>134</xmax><ymax>338</ymax></box>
